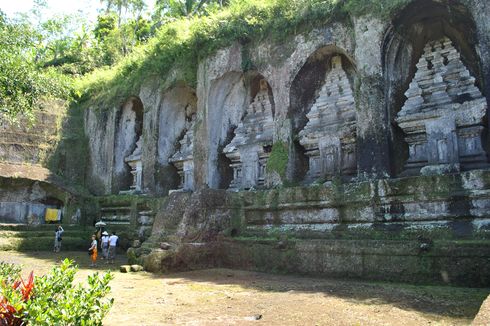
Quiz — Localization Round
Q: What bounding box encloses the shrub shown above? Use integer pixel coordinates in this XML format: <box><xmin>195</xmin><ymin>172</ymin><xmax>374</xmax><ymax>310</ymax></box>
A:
<box><xmin>0</xmin><ymin>259</ymin><xmax>114</xmax><ymax>326</ymax></box>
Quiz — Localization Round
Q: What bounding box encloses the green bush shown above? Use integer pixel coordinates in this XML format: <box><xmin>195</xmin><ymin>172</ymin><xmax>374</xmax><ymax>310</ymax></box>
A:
<box><xmin>0</xmin><ymin>259</ymin><xmax>114</xmax><ymax>326</ymax></box>
<box><xmin>0</xmin><ymin>261</ymin><xmax>21</xmax><ymax>282</ymax></box>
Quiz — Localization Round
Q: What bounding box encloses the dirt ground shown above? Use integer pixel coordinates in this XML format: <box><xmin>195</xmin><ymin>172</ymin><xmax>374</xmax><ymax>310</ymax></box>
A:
<box><xmin>1</xmin><ymin>251</ymin><xmax>489</xmax><ymax>326</ymax></box>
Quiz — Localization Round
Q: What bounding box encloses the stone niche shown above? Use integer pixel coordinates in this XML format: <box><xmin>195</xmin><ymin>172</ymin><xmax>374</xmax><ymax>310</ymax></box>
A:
<box><xmin>156</xmin><ymin>86</ymin><xmax>197</xmax><ymax>194</ymax></box>
<box><xmin>169</xmin><ymin>114</ymin><xmax>196</xmax><ymax>191</ymax></box>
<box><xmin>206</xmin><ymin>72</ymin><xmax>248</xmax><ymax>189</ymax></box>
<box><xmin>395</xmin><ymin>37</ymin><xmax>488</xmax><ymax>175</ymax></box>
<box><xmin>298</xmin><ymin>55</ymin><xmax>357</xmax><ymax>183</ymax></box>
<box><xmin>223</xmin><ymin>79</ymin><xmax>275</xmax><ymax>190</ymax></box>
<box><xmin>382</xmin><ymin>0</ymin><xmax>484</xmax><ymax>176</ymax></box>
<box><xmin>113</xmin><ymin>97</ymin><xmax>144</xmax><ymax>194</ymax></box>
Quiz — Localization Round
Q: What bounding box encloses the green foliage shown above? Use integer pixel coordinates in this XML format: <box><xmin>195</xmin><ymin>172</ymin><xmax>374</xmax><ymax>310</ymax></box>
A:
<box><xmin>266</xmin><ymin>141</ymin><xmax>289</xmax><ymax>178</ymax></box>
<box><xmin>0</xmin><ymin>262</ymin><xmax>21</xmax><ymax>283</ymax></box>
<box><xmin>0</xmin><ymin>11</ymin><xmax>72</xmax><ymax>119</ymax></box>
<box><xmin>26</xmin><ymin>259</ymin><xmax>113</xmax><ymax>325</ymax></box>
<box><xmin>78</xmin><ymin>0</ymin><xmax>345</xmax><ymax>106</ymax></box>
<box><xmin>0</xmin><ymin>260</ymin><xmax>113</xmax><ymax>325</ymax></box>
<box><xmin>342</xmin><ymin>0</ymin><xmax>410</xmax><ymax>18</ymax></box>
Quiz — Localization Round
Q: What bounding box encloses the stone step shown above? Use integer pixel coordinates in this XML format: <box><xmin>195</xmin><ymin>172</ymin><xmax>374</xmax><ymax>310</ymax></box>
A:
<box><xmin>0</xmin><ymin>230</ymin><xmax>92</xmax><ymax>239</ymax></box>
<box><xmin>0</xmin><ymin>236</ymin><xmax>89</xmax><ymax>251</ymax></box>
<box><xmin>0</xmin><ymin>223</ymin><xmax>91</xmax><ymax>232</ymax></box>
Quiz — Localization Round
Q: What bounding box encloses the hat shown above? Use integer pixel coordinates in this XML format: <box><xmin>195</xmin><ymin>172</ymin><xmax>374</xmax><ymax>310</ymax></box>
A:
<box><xmin>102</xmin><ymin>231</ymin><xmax>109</xmax><ymax>235</ymax></box>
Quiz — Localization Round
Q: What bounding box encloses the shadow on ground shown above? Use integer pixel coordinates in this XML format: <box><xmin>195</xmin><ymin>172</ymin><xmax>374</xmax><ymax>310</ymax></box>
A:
<box><xmin>1</xmin><ymin>250</ymin><xmax>488</xmax><ymax>323</ymax></box>
<box><xmin>155</xmin><ymin>268</ymin><xmax>489</xmax><ymax>320</ymax></box>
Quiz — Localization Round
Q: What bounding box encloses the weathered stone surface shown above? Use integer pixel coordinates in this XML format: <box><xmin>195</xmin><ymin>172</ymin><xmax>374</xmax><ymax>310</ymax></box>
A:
<box><xmin>0</xmin><ymin>101</ymin><xmax>65</xmax><ymax>166</ymax></box>
<box><xmin>130</xmin><ymin>264</ymin><xmax>144</xmax><ymax>272</ymax></box>
<box><xmin>298</xmin><ymin>55</ymin><xmax>357</xmax><ymax>182</ymax></box>
<box><xmin>160</xmin><ymin>242</ymin><xmax>172</xmax><ymax>250</ymax></box>
<box><xmin>122</xmin><ymin>137</ymin><xmax>143</xmax><ymax>193</ymax></box>
<box><xmin>120</xmin><ymin>265</ymin><xmax>131</xmax><ymax>273</ymax></box>
<box><xmin>170</xmin><ymin>114</ymin><xmax>196</xmax><ymax>191</ymax></box>
<box><xmin>112</xmin><ymin>98</ymin><xmax>144</xmax><ymax>193</ymax></box>
<box><xmin>132</xmin><ymin>240</ymin><xmax>141</xmax><ymax>248</ymax></box>
<box><xmin>138</xmin><ymin>215</ymin><xmax>154</xmax><ymax>226</ymax></box>
<box><xmin>223</xmin><ymin>79</ymin><xmax>275</xmax><ymax>189</ymax></box>
<box><xmin>143</xmin><ymin>249</ymin><xmax>174</xmax><ymax>273</ymax></box>
<box><xmin>396</xmin><ymin>37</ymin><xmax>487</xmax><ymax>175</ymax></box>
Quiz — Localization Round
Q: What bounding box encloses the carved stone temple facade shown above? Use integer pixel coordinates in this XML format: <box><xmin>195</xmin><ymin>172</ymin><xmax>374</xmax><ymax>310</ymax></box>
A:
<box><xmin>396</xmin><ymin>37</ymin><xmax>488</xmax><ymax>176</ymax></box>
<box><xmin>298</xmin><ymin>55</ymin><xmax>357</xmax><ymax>182</ymax></box>
<box><xmin>170</xmin><ymin>115</ymin><xmax>196</xmax><ymax>191</ymax></box>
<box><xmin>223</xmin><ymin>79</ymin><xmax>275</xmax><ymax>189</ymax></box>
<box><xmin>73</xmin><ymin>0</ymin><xmax>490</xmax><ymax>286</ymax></box>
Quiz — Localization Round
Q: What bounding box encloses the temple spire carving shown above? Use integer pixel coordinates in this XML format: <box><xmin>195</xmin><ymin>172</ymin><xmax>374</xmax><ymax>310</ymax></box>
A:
<box><xmin>223</xmin><ymin>79</ymin><xmax>275</xmax><ymax>189</ymax></box>
<box><xmin>170</xmin><ymin>114</ymin><xmax>196</xmax><ymax>191</ymax></box>
<box><xmin>396</xmin><ymin>37</ymin><xmax>488</xmax><ymax>175</ymax></box>
<box><xmin>298</xmin><ymin>55</ymin><xmax>357</xmax><ymax>183</ymax></box>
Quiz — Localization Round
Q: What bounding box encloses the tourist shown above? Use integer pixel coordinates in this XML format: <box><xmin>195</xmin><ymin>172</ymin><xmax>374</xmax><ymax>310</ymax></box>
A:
<box><xmin>53</xmin><ymin>225</ymin><xmax>64</xmax><ymax>253</ymax></box>
<box><xmin>89</xmin><ymin>234</ymin><xmax>98</xmax><ymax>267</ymax></box>
<box><xmin>101</xmin><ymin>231</ymin><xmax>110</xmax><ymax>259</ymax></box>
<box><xmin>108</xmin><ymin>231</ymin><xmax>119</xmax><ymax>264</ymax></box>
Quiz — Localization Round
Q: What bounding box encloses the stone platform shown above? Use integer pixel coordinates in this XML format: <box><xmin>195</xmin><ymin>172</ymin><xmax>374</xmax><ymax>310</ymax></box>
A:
<box><xmin>135</xmin><ymin>170</ymin><xmax>490</xmax><ymax>287</ymax></box>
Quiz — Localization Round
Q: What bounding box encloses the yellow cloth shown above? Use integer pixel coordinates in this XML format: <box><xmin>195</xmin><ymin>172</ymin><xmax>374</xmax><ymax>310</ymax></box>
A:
<box><xmin>45</xmin><ymin>208</ymin><xmax>60</xmax><ymax>222</ymax></box>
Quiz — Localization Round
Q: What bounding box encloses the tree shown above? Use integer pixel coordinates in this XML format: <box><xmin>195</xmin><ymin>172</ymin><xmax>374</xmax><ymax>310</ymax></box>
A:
<box><xmin>154</xmin><ymin>0</ymin><xmax>228</xmax><ymax>19</ymax></box>
<box><xmin>0</xmin><ymin>11</ymin><xmax>70</xmax><ymax>119</ymax></box>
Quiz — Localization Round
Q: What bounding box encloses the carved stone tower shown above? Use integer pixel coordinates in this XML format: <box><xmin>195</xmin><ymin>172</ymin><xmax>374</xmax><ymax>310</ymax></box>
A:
<box><xmin>170</xmin><ymin>115</ymin><xmax>196</xmax><ymax>191</ymax></box>
<box><xmin>223</xmin><ymin>79</ymin><xmax>274</xmax><ymax>189</ymax></box>
<box><xmin>396</xmin><ymin>37</ymin><xmax>488</xmax><ymax>175</ymax></box>
<box><xmin>298</xmin><ymin>55</ymin><xmax>357</xmax><ymax>183</ymax></box>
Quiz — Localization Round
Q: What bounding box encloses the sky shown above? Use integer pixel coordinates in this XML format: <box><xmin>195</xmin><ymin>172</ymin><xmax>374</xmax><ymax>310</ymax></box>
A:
<box><xmin>0</xmin><ymin>0</ymin><xmax>155</xmax><ymax>22</ymax></box>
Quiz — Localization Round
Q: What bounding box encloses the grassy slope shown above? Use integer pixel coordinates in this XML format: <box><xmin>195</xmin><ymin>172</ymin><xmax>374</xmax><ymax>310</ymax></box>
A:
<box><xmin>76</xmin><ymin>0</ymin><xmax>410</xmax><ymax>108</ymax></box>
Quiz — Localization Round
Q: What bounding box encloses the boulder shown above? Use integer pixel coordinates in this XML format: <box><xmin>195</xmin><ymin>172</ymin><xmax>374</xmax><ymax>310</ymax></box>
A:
<box><xmin>160</xmin><ymin>242</ymin><xmax>173</xmax><ymax>250</ymax></box>
<box><xmin>120</xmin><ymin>265</ymin><xmax>131</xmax><ymax>273</ymax></box>
<box><xmin>132</xmin><ymin>240</ymin><xmax>141</xmax><ymax>248</ymax></box>
<box><xmin>130</xmin><ymin>264</ymin><xmax>144</xmax><ymax>272</ymax></box>
<box><xmin>143</xmin><ymin>249</ymin><xmax>174</xmax><ymax>273</ymax></box>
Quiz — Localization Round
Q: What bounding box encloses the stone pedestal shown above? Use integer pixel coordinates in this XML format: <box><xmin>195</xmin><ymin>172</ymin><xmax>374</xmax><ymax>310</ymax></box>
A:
<box><xmin>298</xmin><ymin>55</ymin><xmax>357</xmax><ymax>183</ymax></box>
<box><xmin>170</xmin><ymin>115</ymin><xmax>196</xmax><ymax>191</ymax></box>
<box><xmin>122</xmin><ymin>137</ymin><xmax>143</xmax><ymax>193</ymax></box>
<box><xmin>224</xmin><ymin>80</ymin><xmax>274</xmax><ymax>190</ymax></box>
<box><xmin>396</xmin><ymin>37</ymin><xmax>488</xmax><ymax>175</ymax></box>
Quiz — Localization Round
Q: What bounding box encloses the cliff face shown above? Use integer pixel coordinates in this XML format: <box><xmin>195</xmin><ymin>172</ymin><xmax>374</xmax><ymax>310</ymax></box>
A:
<box><xmin>0</xmin><ymin>101</ymin><xmax>65</xmax><ymax>166</ymax></box>
<box><xmin>83</xmin><ymin>0</ymin><xmax>490</xmax><ymax>196</ymax></box>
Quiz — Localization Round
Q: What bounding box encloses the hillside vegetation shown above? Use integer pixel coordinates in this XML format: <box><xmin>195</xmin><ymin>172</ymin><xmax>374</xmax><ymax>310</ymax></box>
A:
<box><xmin>77</xmin><ymin>0</ymin><xmax>408</xmax><ymax>107</ymax></box>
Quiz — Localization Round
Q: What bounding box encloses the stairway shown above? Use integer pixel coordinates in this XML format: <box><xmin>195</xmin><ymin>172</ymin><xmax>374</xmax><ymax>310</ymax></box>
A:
<box><xmin>0</xmin><ymin>224</ymin><xmax>93</xmax><ymax>251</ymax></box>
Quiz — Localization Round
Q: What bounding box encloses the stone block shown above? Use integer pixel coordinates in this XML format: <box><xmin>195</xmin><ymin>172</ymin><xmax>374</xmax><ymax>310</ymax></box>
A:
<box><xmin>120</xmin><ymin>265</ymin><xmax>131</xmax><ymax>273</ymax></box>
<box><xmin>130</xmin><ymin>264</ymin><xmax>144</xmax><ymax>272</ymax></box>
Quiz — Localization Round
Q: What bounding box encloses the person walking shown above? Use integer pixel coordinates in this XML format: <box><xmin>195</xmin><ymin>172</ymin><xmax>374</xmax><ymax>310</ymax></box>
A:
<box><xmin>101</xmin><ymin>231</ymin><xmax>110</xmax><ymax>260</ymax></box>
<box><xmin>89</xmin><ymin>234</ymin><xmax>98</xmax><ymax>267</ymax></box>
<box><xmin>108</xmin><ymin>231</ymin><xmax>119</xmax><ymax>264</ymax></box>
<box><xmin>53</xmin><ymin>225</ymin><xmax>64</xmax><ymax>253</ymax></box>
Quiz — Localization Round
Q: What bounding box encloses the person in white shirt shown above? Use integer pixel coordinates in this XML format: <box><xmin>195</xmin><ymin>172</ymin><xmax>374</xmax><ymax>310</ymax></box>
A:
<box><xmin>108</xmin><ymin>232</ymin><xmax>119</xmax><ymax>264</ymax></box>
<box><xmin>53</xmin><ymin>225</ymin><xmax>64</xmax><ymax>253</ymax></box>
<box><xmin>100</xmin><ymin>231</ymin><xmax>110</xmax><ymax>260</ymax></box>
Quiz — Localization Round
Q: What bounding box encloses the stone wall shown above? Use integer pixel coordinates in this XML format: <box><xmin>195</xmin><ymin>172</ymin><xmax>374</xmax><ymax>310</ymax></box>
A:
<box><xmin>0</xmin><ymin>101</ymin><xmax>65</xmax><ymax>166</ymax></box>
<box><xmin>0</xmin><ymin>168</ymin><xmax>74</xmax><ymax>224</ymax></box>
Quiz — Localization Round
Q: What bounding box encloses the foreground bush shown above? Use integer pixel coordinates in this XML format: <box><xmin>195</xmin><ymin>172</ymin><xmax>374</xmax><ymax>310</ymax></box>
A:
<box><xmin>0</xmin><ymin>259</ymin><xmax>113</xmax><ymax>325</ymax></box>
